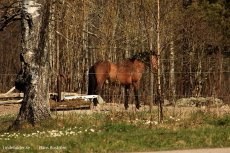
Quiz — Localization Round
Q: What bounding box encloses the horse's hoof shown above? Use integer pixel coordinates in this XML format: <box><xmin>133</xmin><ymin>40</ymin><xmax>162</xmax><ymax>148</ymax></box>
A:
<box><xmin>136</xmin><ymin>105</ymin><xmax>141</xmax><ymax>109</ymax></box>
<box><xmin>90</xmin><ymin>104</ymin><xmax>100</xmax><ymax>111</ymax></box>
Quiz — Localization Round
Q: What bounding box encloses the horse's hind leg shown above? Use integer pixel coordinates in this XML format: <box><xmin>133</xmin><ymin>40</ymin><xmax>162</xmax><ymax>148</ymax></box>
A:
<box><xmin>134</xmin><ymin>83</ymin><xmax>141</xmax><ymax>109</ymax></box>
<box><xmin>93</xmin><ymin>82</ymin><xmax>103</xmax><ymax>106</ymax></box>
<box><xmin>124</xmin><ymin>85</ymin><xmax>130</xmax><ymax>110</ymax></box>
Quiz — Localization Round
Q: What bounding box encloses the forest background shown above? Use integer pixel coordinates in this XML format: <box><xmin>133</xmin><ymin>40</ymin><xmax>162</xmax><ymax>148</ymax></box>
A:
<box><xmin>0</xmin><ymin>0</ymin><xmax>230</xmax><ymax>105</ymax></box>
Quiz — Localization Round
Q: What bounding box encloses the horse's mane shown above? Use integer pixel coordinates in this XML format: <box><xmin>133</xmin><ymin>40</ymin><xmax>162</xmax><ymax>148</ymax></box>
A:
<box><xmin>129</xmin><ymin>51</ymin><xmax>156</xmax><ymax>63</ymax></box>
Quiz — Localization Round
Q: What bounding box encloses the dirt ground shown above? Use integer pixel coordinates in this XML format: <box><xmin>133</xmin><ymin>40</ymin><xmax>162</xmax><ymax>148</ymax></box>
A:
<box><xmin>0</xmin><ymin>104</ymin><xmax>21</xmax><ymax>116</ymax></box>
<box><xmin>1</xmin><ymin>101</ymin><xmax>230</xmax><ymax>116</ymax></box>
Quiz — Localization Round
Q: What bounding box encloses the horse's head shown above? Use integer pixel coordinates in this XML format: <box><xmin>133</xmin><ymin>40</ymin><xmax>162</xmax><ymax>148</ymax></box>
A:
<box><xmin>151</xmin><ymin>52</ymin><xmax>158</xmax><ymax>71</ymax></box>
<box><xmin>133</xmin><ymin>51</ymin><xmax>158</xmax><ymax>71</ymax></box>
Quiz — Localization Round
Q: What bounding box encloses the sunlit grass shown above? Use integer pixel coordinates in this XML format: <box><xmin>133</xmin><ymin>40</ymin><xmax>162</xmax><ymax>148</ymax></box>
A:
<box><xmin>0</xmin><ymin>108</ymin><xmax>230</xmax><ymax>152</ymax></box>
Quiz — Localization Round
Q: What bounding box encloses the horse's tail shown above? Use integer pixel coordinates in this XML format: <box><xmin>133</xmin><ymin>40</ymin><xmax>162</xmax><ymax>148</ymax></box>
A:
<box><xmin>88</xmin><ymin>65</ymin><xmax>97</xmax><ymax>95</ymax></box>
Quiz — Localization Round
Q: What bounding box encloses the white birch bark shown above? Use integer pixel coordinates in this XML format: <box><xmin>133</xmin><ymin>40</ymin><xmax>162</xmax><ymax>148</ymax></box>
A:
<box><xmin>12</xmin><ymin>0</ymin><xmax>51</xmax><ymax>128</ymax></box>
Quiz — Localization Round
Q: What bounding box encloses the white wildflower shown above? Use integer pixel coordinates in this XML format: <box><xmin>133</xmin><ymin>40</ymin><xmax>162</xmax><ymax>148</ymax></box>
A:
<box><xmin>69</xmin><ymin>131</ymin><xmax>75</xmax><ymax>135</ymax></box>
<box><xmin>51</xmin><ymin>130</ymin><xmax>58</xmax><ymax>133</ymax></box>
<box><xmin>145</xmin><ymin>120</ymin><xmax>151</xmax><ymax>124</ymax></box>
<box><xmin>59</xmin><ymin>131</ymin><xmax>64</xmax><ymax>135</ymax></box>
<box><xmin>144</xmin><ymin>120</ymin><xmax>158</xmax><ymax>125</ymax></box>
<box><xmin>90</xmin><ymin>129</ymin><xmax>95</xmax><ymax>132</ymax></box>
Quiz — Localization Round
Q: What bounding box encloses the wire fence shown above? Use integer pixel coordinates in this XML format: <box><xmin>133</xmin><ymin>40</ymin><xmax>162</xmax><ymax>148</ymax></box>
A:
<box><xmin>1</xmin><ymin>71</ymin><xmax>230</xmax><ymax>105</ymax></box>
<box><xmin>2</xmin><ymin>71</ymin><xmax>230</xmax><ymax>75</ymax></box>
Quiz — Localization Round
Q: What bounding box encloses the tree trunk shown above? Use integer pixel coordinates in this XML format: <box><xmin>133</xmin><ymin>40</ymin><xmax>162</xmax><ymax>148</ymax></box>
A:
<box><xmin>156</xmin><ymin>0</ymin><xmax>163</xmax><ymax>123</ymax></box>
<box><xmin>169</xmin><ymin>39</ymin><xmax>176</xmax><ymax>104</ymax></box>
<box><xmin>82</xmin><ymin>0</ymin><xmax>88</xmax><ymax>94</ymax></box>
<box><xmin>11</xmin><ymin>0</ymin><xmax>51</xmax><ymax>128</ymax></box>
<box><xmin>149</xmin><ymin>18</ymin><xmax>154</xmax><ymax>112</ymax></box>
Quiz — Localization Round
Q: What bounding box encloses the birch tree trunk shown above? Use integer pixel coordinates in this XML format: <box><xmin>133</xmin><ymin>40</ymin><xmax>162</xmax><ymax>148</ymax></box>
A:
<box><xmin>170</xmin><ymin>39</ymin><xmax>176</xmax><ymax>104</ymax></box>
<box><xmin>82</xmin><ymin>0</ymin><xmax>89</xmax><ymax>93</ymax></box>
<box><xmin>12</xmin><ymin>0</ymin><xmax>51</xmax><ymax>128</ymax></box>
<box><xmin>156</xmin><ymin>0</ymin><xmax>163</xmax><ymax>122</ymax></box>
<box><xmin>149</xmin><ymin>17</ymin><xmax>154</xmax><ymax>112</ymax></box>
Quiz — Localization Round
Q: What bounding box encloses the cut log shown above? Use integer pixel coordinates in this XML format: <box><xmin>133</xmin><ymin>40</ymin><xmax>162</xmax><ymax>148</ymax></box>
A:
<box><xmin>0</xmin><ymin>93</ymin><xmax>24</xmax><ymax>98</ymax></box>
<box><xmin>0</xmin><ymin>99</ymin><xmax>22</xmax><ymax>105</ymax></box>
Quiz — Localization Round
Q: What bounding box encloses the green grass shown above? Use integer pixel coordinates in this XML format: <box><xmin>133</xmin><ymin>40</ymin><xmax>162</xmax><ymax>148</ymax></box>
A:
<box><xmin>0</xmin><ymin>110</ymin><xmax>230</xmax><ymax>153</ymax></box>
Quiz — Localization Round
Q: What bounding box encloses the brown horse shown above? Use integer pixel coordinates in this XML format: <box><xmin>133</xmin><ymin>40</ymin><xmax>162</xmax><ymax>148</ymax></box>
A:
<box><xmin>88</xmin><ymin>51</ymin><xmax>158</xmax><ymax>109</ymax></box>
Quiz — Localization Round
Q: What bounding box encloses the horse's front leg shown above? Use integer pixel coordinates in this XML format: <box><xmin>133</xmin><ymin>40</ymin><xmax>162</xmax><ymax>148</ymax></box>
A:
<box><xmin>124</xmin><ymin>85</ymin><xmax>130</xmax><ymax>110</ymax></box>
<box><xmin>134</xmin><ymin>83</ymin><xmax>141</xmax><ymax>109</ymax></box>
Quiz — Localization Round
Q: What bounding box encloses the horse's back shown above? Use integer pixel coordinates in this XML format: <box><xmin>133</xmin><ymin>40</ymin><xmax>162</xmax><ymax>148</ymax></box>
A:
<box><xmin>92</xmin><ymin>59</ymin><xmax>145</xmax><ymax>85</ymax></box>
